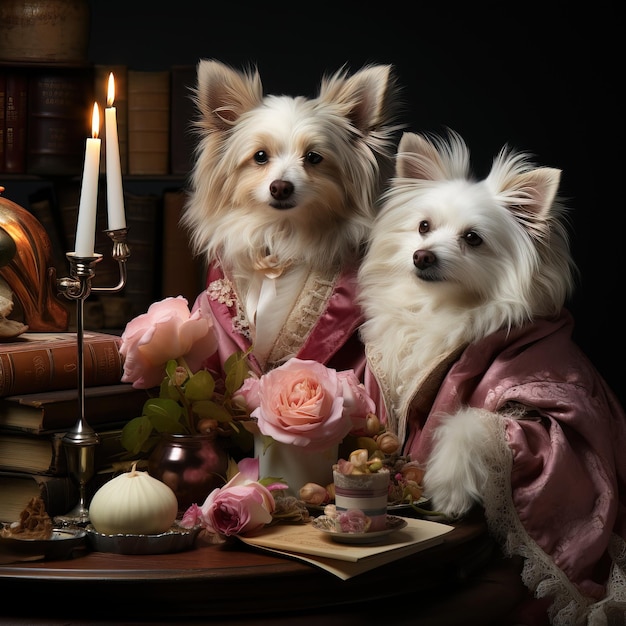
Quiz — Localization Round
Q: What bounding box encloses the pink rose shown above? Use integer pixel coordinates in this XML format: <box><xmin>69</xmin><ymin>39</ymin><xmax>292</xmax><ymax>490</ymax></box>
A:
<box><xmin>120</xmin><ymin>296</ymin><xmax>218</xmax><ymax>389</ymax></box>
<box><xmin>336</xmin><ymin>370</ymin><xmax>376</xmax><ymax>434</ymax></box>
<box><xmin>252</xmin><ymin>358</ymin><xmax>353</xmax><ymax>451</ymax></box>
<box><xmin>197</xmin><ymin>471</ymin><xmax>275</xmax><ymax>537</ymax></box>
<box><xmin>232</xmin><ymin>375</ymin><xmax>261</xmax><ymax>412</ymax></box>
<box><xmin>337</xmin><ymin>509</ymin><xmax>371</xmax><ymax>534</ymax></box>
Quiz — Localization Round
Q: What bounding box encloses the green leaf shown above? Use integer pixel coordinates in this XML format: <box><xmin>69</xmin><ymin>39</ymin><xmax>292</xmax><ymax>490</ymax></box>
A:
<box><xmin>224</xmin><ymin>350</ymin><xmax>251</xmax><ymax>395</ymax></box>
<box><xmin>139</xmin><ymin>433</ymin><xmax>163</xmax><ymax>455</ymax></box>
<box><xmin>121</xmin><ymin>415</ymin><xmax>154</xmax><ymax>455</ymax></box>
<box><xmin>144</xmin><ymin>397</ymin><xmax>183</xmax><ymax>420</ymax></box>
<box><xmin>259</xmin><ymin>476</ymin><xmax>287</xmax><ymax>487</ymax></box>
<box><xmin>256</xmin><ymin>434</ymin><xmax>275</xmax><ymax>454</ymax></box>
<box><xmin>192</xmin><ymin>399</ymin><xmax>234</xmax><ymax>423</ymax></box>
<box><xmin>160</xmin><ymin>378</ymin><xmax>182</xmax><ymax>401</ymax></box>
<box><xmin>184</xmin><ymin>369</ymin><xmax>215</xmax><ymax>401</ymax></box>
<box><xmin>143</xmin><ymin>398</ymin><xmax>186</xmax><ymax>432</ymax></box>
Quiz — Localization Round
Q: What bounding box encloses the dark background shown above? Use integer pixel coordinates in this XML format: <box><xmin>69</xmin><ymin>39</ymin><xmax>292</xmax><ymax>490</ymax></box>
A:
<box><xmin>87</xmin><ymin>1</ymin><xmax>624</xmax><ymax>406</ymax></box>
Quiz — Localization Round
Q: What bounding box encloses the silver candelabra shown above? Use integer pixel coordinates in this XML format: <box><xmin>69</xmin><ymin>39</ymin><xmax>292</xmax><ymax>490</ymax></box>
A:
<box><xmin>55</xmin><ymin>228</ymin><xmax>130</xmax><ymax>525</ymax></box>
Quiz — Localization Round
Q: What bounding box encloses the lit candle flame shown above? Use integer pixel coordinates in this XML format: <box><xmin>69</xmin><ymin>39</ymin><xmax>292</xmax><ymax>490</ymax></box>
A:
<box><xmin>107</xmin><ymin>72</ymin><xmax>115</xmax><ymax>107</ymax></box>
<box><xmin>91</xmin><ymin>102</ymin><xmax>100</xmax><ymax>139</ymax></box>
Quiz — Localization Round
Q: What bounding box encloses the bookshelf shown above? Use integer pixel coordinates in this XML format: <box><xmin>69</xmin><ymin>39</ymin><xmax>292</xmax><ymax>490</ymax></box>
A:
<box><xmin>0</xmin><ymin>5</ymin><xmax>201</xmax><ymax>331</ymax></box>
<box><xmin>0</xmin><ymin>0</ymin><xmax>622</xmax><ymax>406</ymax></box>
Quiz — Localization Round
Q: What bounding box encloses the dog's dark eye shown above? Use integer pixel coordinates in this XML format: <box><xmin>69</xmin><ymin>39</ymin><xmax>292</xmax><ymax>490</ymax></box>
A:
<box><xmin>254</xmin><ymin>151</ymin><xmax>269</xmax><ymax>165</ymax></box>
<box><xmin>305</xmin><ymin>151</ymin><xmax>323</xmax><ymax>165</ymax></box>
<box><xmin>464</xmin><ymin>231</ymin><xmax>483</xmax><ymax>247</ymax></box>
<box><xmin>418</xmin><ymin>220</ymin><xmax>429</xmax><ymax>234</ymax></box>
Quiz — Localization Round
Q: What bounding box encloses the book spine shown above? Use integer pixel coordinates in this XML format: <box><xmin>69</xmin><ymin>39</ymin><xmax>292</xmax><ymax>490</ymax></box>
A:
<box><xmin>37</xmin><ymin>473</ymin><xmax>79</xmax><ymax>516</ymax></box>
<box><xmin>0</xmin><ymin>70</ymin><xmax>5</xmax><ymax>171</ymax></box>
<box><xmin>27</xmin><ymin>186</ymin><xmax>71</xmax><ymax>280</ymax></box>
<box><xmin>161</xmin><ymin>188</ymin><xmax>203</xmax><ymax>303</ymax></box>
<box><xmin>169</xmin><ymin>65</ymin><xmax>196</xmax><ymax>176</ymax></box>
<box><xmin>124</xmin><ymin>191</ymin><xmax>161</xmax><ymax>318</ymax></box>
<box><xmin>0</xmin><ymin>338</ymin><xmax>123</xmax><ymax>397</ymax></box>
<box><xmin>128</xmin><ymin>69</ymin><xmax>170</xmax><ymax>175</ymax></box>
<box><xmin>3</xmin><ymin>70</ymin><xmax>28</xmax><ymax>174</ymax></box>
<box><xmin>26</xmin><ymin>66</ymin><xmax>94</xmax><ymax>176</ymax></box>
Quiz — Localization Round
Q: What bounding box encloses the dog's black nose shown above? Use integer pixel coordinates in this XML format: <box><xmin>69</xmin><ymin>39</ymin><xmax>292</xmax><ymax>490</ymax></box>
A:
<box><xmin>270</xmin><ymin>180</ymin><xmax>294</xmax><ymax>201</ymax></box>
<box><xmin>413</xmin><ymin>249</ymin><xmax>436</xmax><ymax>269</ymax></box>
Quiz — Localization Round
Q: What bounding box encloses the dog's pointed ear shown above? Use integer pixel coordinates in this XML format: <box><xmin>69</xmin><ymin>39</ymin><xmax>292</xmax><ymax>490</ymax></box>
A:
<box><xmin>504</xmin><ymin>168</ymin><xmax>562</xmax><ymax>220</ymax></box>
<box><xmin>193</xmin><ymin>59</ymin><xmax>263</xmax><ymax>131</ymax></box>
<box><xmin>395</xmin><ymin>131</ymin><xmax>470</xmax><ymax>182</ymax></box>
<box><xmin>489</xmin><ymin>144</ymin><xmax>562</xmax><ymax>223</ymax></box>
<box><xmin>319</xmin><ymin>64</ymin><xmax>398</xmax><ymax>132</ymax></box>
<box><xmin>396</xmin><ymin>132</ymin><xmax>445</xmax><ymax>180</ymax></box>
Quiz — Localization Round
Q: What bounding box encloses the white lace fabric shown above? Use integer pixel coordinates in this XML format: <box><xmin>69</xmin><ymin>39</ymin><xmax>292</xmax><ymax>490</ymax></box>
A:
<box><xmin>482</xmin><ymin>414</ymin><xmax>626</xmax><ymax>626</ymax></box>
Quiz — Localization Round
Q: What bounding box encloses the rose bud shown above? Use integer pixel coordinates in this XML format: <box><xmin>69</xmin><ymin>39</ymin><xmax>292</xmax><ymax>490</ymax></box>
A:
<box><xmin>196</xmin><ymin>418</ymin><xmax>219</xmax><ymax>434</ymax></box>
<box><xmin>367</xmin><ymin>459</ymin><xmax>383</xmax><ymax>473</ymax></box>
<box><xmin>326</xmin><ymin>483</ymin><xmax>336</xmax><ymax>501</ymax></box>
<box><xmin>299</xmin><ymin>483</ymin><xmax>330</xmax><ymax>506</ymax></box>
<box><xmin>348</xmin><ymin>449</ymin><xmax>370</xmax><ymax>473</ymax></box>
<box><xmin>173</xmin><ymin>365</ymin><xmax>188</xmax><ymax>387</ymax></box>
<box><xmin>401</xmin><ymin>462</ymin><xmax>425</xmax><ymax>485</ymax></box>
<box><xmin>404</xmin><ymin>480</ymin><xmax>424</xmax><ymax>502</ymax></box>
<box><xmin>365</xmin><ymin>413</ymin><xmax>381</xmax><ymax>436</ymax></box>
<box><xmin>376</xmin><ymin>431</ymin><xmax>401</xmax><ymax>455</ymax></box>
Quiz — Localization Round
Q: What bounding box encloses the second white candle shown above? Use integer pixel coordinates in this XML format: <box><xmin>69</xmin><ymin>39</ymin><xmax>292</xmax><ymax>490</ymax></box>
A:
<box><xmin>75</xmin><ymin>103</ymin><xmax>101</xmax><ymax>257</ymax></box>
<box><xmin>105</xmin><ymin>72</ymin><xmax>126</xmax><ymax>230</ymax></box>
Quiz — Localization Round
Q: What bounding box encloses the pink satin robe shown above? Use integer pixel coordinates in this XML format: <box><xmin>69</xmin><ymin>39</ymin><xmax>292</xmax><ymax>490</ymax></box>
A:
<box><xmin>398</xmin><ymin>309</ymin><xmax>626</xmax><ymax>620</ymax></box>
<box><xmin>191</xmin><ymin>261</ymin><xmax>368</xmax><ymax>380</ymax></box>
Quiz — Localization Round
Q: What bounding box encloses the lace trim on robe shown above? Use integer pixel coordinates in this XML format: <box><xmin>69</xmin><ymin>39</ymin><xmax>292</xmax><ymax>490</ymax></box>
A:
<box><xmin>207</xmin><ymin>277</ymin><xmax>251</xmax><ymax>341</ymax></box>
<box><xmin>481</xmin><ymin>413</ymin><xmax>626</xmax><ymax>626</ymax></box>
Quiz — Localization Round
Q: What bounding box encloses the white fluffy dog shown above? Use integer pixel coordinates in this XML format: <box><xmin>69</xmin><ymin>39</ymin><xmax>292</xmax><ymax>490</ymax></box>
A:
<box><xmin>358</xmin><ymin>132</ymin><xmax>626</xmax><ymax>624</ymax></box>
<box><xmin>358</xmin><ymin>129</ymin><xmax>576</xmax><ymax>518</ymax></box>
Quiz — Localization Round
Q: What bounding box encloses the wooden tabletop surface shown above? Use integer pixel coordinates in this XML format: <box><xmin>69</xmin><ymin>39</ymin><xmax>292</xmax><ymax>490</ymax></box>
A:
<box><xmin>0</xmin><ymin>512</ymin><xmax>507</xmax><ymax>624</ymax></box>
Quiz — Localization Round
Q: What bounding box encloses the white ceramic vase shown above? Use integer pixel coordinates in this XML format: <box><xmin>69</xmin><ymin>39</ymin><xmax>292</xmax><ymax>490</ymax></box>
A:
<box><xmin>254</xmin><ymin>434</ymin><xmax>338</xmax><ymax>498</ymax></box>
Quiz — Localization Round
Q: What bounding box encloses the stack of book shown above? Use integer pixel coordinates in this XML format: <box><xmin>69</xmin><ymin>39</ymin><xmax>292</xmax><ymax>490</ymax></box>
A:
<box><xmin>0</xmin><ymin>331</ymin><xmax>150</xmax><ymax>523</ymax></box>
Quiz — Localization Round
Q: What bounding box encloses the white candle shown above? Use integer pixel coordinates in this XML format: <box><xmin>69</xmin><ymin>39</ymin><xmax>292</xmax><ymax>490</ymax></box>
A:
<box><xmin>105</xmin><ymin>73</ymin><xmax>126</xmax><ymax>230</ymax></box>
<box><xmin>75</xmin><ymin>103</ymin><xmax>101</xmax><ymax>257</ymax></box>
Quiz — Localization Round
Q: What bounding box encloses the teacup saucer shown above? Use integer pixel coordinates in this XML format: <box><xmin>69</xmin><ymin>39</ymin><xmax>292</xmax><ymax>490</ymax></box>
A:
<box><xmin>311</xmin><ymin>514</ymin><xmax>407</xmax><ymax>544</ymax></box>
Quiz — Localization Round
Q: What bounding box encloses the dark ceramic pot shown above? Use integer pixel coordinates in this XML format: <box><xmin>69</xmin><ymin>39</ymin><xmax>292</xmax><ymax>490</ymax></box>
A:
<box><xmin>148</xmin><ymin>433</ymin><xmax>229</xmax><ymax>513</ymax></box>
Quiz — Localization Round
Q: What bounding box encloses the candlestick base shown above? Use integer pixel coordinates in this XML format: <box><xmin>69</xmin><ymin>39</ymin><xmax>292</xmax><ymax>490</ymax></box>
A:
<box><xmin>57</xmin><ymin>430</ymin><xmax>100</xmax><ymax>526</ymax></box>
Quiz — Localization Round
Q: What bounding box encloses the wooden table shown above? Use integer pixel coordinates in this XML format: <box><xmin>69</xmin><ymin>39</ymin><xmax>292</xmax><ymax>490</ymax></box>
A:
<box><xmin>0</xmin><ymin>511</ymin><xmax>529</xmax><ymax>625</ymax></box>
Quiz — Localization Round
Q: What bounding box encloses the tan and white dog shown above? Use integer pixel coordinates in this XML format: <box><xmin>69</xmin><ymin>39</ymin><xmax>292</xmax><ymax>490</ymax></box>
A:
<box><xmin>183</xmin><ymin>59</ymin><xmax>402</xmax><ymax>377</ymax></box>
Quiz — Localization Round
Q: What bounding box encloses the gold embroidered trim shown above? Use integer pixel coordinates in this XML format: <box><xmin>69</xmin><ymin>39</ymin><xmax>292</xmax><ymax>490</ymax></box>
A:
<box><xmin>265</xmin><ymin>269</ymin><xmax>338</xmax><ymax>369</ymax></box>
